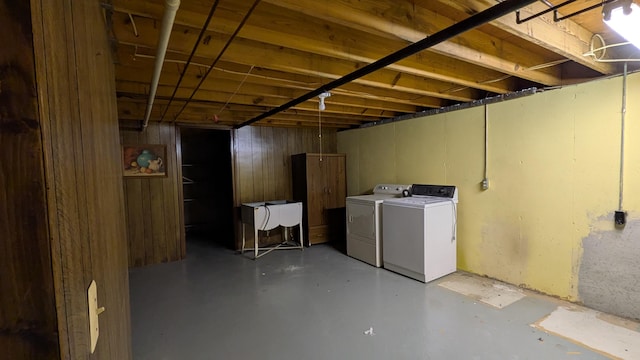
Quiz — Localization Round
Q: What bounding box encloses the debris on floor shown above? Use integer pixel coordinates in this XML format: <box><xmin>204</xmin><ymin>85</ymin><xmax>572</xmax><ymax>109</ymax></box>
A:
<box><xmin>282</xmin><ymin>265</ymin><xmax>302</xmax><ymax>272</ymax></box>
<box><xmin>363</xmin><ymin>327</ymin><xmax>375</xmax><ymax>336</ymax></box>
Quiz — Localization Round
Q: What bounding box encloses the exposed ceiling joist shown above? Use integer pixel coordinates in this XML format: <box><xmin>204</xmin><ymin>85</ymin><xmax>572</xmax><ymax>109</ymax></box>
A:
<box><xmin>109</xmin><ymin>0</ymin><xmax>636</xmax><ymax>129</ymax></box>
<box><xmin>442</xmin><ymin>0</ymin><xmax>618</xmax><ymax>75</ymax></box>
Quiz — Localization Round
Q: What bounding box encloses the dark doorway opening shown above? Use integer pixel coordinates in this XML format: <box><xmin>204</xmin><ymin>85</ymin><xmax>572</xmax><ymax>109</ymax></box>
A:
<box><xmin>179</xmin><ymin>127</ymin><xmax>234</xmax><ymax>248</ymax></box>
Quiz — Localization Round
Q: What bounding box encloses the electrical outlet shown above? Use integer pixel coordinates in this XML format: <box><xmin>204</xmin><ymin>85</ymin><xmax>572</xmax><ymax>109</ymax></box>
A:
<box><xmin>615</xmin><ymin>211</ymin><xmax>627</xmax><ymax>226</ymax></box>
<box><xmin>481</xmin><ymin>178</ymin><xmax>490</xmax><ymax>190</ymax></box>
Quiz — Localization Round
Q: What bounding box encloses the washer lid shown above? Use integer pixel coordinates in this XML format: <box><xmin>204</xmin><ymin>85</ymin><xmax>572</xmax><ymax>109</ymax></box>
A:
<box><xmin>346</xmin><ymin>194</ymin><xmax>392</xmax><ymax>204</ymax></box>
<box><xmin>383</xmin><ymin>196</ymin><xmax>454</xmax><ymax>209</ymax></box>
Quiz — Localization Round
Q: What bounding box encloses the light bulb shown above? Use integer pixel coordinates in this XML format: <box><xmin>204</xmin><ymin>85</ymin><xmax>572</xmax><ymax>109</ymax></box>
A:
<box><xmin>604</xmin><ymin>3</ymin><xmax>640</xmax><ymax>50</ymax></box>
<box><xmin>317</xmin><ymin>92</ymin><xmax>331</xmax><ymax>111</ymax></box>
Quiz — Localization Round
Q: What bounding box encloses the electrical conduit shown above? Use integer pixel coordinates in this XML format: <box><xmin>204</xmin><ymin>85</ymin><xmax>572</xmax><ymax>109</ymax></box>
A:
<box><xmin>618</xmin><ymin>62</ymin><xmax>627</xmax><ymax>211</ymax></box>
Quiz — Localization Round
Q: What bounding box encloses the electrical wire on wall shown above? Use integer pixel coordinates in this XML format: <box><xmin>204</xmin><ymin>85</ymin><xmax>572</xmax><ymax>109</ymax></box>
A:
<box><xmin>616</xmin><ymin>62</ymin><xmax>628</xmax><ymax>226</ymax></box>
<box><xmin>583</xmin><ymin>34</ymin><xmax>640</xmax><ymax>63</ymax></box>
<box><xmin>450</xmin><ymin>199</ymin><xmax>457</xmax><ymax>242</ymax></box>
<box><xmin>127</xmin><ymin>13</ymin><xmax>139</xmax><ymax>37</ymax></box>
<box><xmin>482</xmin><ymin>104</ymin><xmax>490</xmax><ymax>190</ymax></box>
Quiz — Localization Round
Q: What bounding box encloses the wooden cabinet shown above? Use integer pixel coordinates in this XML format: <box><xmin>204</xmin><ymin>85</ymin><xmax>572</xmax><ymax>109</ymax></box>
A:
<box><xmin>292</xmin><ymin>153</ymin><xmax>347</xmax><ymax>245</ymax></box>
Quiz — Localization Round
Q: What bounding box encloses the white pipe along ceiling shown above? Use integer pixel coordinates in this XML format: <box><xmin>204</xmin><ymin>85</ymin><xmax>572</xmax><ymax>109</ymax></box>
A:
<box><xmin>142</xmin><ymin>0</ymin><xmax>180</xmax><ymax>130</ymax></box>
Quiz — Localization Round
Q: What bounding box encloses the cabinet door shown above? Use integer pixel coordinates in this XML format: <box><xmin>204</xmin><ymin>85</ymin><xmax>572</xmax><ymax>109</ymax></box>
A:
<box><xmin>324</xmin><ymin>155</ymin><xmax>346</xmax><ymax>209</ymax></box>
<box><xmin>306</xmin><ymin>155</ymin><xmax>327</xmax><ymax>226</ymax></box>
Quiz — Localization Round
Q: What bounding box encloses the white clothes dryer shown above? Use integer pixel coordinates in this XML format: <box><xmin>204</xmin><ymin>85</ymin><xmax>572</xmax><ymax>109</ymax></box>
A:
<box><xmin>346</xmin><ymin>184</ymin><xmax>411</xmax><ymax>267</ymax></box>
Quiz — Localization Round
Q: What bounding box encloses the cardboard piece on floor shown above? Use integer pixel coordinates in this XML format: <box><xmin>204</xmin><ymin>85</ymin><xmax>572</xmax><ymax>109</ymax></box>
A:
<box><xmin>437</xmin><ymin>273</ymin><xmax>526</xmax><ymax>309</ymax></box>
<box><xmin>533</xmin><ymin>305</ymin><xmax>640</xmax><ymax>360</ymax></box>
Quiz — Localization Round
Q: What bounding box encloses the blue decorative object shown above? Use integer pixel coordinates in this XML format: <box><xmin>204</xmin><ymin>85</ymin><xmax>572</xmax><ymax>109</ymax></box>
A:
<box><xmin>136</xmin><ymin>149</ymin><xmax>155</xmax><ymax>168</ymax></box>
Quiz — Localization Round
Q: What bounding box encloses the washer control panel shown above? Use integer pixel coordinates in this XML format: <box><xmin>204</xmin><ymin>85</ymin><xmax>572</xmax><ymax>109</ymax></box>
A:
<box><xmin>411</xmin><ymin>184</ymin><xmax>457</xmax><ymax>199</ymax></box>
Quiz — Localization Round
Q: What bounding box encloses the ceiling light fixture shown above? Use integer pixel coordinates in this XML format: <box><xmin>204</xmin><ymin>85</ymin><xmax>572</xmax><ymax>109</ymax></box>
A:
<box><xmin>603</xmin><ymin>0</ymin><xmax>640</xmax><ymax>50</ymax></box>
<box><xmin>317</xmin><ymin>92</ymin><xmax>331</xmax><ymax>161</ymax></box>
<box><xmin>318</xmin><ymin>92</ymin><xmax>331</xmax><ymax>111</ymax></box>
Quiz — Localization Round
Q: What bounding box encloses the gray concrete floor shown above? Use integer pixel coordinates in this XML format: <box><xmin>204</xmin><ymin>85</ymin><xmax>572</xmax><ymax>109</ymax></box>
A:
<box><xmin>130</xmin><ymin>238</ymin><xmax>606</xmax><ymax>360</ymax></box>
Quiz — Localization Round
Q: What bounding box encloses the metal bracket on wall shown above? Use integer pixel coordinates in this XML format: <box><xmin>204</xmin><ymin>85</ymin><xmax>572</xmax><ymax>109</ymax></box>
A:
<box><xmin>516</xmin><ymin>0</ymin><xmax>618</xmax><ymax>24</ymax></box>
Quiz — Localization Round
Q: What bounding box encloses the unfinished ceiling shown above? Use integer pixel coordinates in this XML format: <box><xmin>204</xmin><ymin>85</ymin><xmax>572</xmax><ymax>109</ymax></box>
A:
<box><xmin>109</xmin><ymin>0</ymin><xmax>640</xmax><ymax>129</ymax></box>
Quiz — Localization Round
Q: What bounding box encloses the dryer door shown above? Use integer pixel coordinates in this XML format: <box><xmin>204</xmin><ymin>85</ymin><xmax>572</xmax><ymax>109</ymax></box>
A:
<box><xmin>346</xmin><ymin>201</ymin><xmax>377</xmax><ymax>240</ymax></box>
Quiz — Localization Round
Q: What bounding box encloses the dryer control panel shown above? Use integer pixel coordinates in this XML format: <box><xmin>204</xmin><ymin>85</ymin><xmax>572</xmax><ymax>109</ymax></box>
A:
<box><xmin>373</xmin><ymin>184</ymin><xmax>411</xmax><ymax>195</ymax></box>
<box><xmin>411</xmin><ymin>184</ymin><xmax>457</xmax><ymax>199</ymax></box>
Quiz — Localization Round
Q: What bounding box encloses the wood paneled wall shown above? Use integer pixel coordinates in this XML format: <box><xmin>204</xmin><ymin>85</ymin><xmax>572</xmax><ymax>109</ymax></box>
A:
<box><xmin>0</xmin><ymin>0</ymin><xmax>131</xmax><ymax>358</ymax></box>
<box><xmin>119</xmin><ymin>125</ymin><xmax>336</xmax><ymax>257</ymax></box>
<box><xmin>0</xmin><ymin>1</ymin><xmax>59</xmax><ymax>357</ymax></box>
<box><xmin>234</xmin><ymin>126</ymin><xmax>337</xmax><ymax>205</ymax></box>
<box><xmin>121</xmin><ymin>123</ymin><xmax>185</xmax><ymax>267</ymax></box>
<box><xmin>233</xmin><ymin>126</ymin><xmax>337</xmax><ymax>248</ymax></box>
<box><xmin>32</xmin><ymin>0</ymin><xmax>133</xmax><ymax>357</ymax></box>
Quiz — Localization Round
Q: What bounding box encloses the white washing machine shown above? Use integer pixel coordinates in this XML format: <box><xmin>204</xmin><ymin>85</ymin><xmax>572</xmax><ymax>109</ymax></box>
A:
<box><xmin>382</xmin><ymin>184</ymin><xmax>458</xmax><ymax>283</ymax></box>
<box><xmin>346</xmin><ymin>184</ymin><xmax>411</xmax><ymax>267</ymax></box>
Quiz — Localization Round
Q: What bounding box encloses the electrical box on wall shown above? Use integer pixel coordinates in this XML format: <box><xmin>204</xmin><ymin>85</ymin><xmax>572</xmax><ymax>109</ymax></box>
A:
<box><xmin>615</xmin><ymin>211</ymin><xmax>627</xmax><ymax>226</ymax></box>
<box><xmin>481</xmin><ymin>178</ymin><xmax>490</xmax><ymax>190</ymax></box>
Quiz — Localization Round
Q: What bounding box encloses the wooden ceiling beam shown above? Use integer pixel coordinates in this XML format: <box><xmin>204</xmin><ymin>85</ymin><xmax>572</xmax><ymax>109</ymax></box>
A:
<box><xmin>210</xmin><ymin>4</ymin><xmax>536</xmax><ymax>86</ymax></box>
<box><xmin>437</xmin><ymin>0</ymin><xmax>617</xmax><ymax>75</ymax></box>
<box><xmin>250</xmin><ymin>120</ymin><xmax>353</xmax><ymax>129</ymax></box>
<box><xmin>111</xmin><ymin>9</ymin><xmax>515</xmax><ymax>94</ymax></box>
<box><xmin>119</xmin><ymin>111</ymin><xmax>357</xmax><ymax>128</ymax></box>
<box><xmin>116</xmin><ymin>95</ymin><xmax>395</xmax><ymax>123</ymax></box>
<box><xmin>208</xmin><ymin>62</ymin><xmax>464</xmax><ymax>104</ymax></box>
<box><xmin>119</xmin><ymin>111</ymin><xmax>362</xmax><ymax>129</ymax></box>
<box><xmin>118</xmin><ymin>96</ymin><xmax>376</xmax><ymax>122</ymax></box>
<box><xmin>221</xmin><ymin>111</ymin><xmax>365</xmax><ymax>125</ymax></box>
<box><xmin>257</xmin><ymin>0</ymin><xmax>562</xmax><ymax>85</ymax></box>
<box><xmin>115</xmin><ymin>65</ymin><xmax>442</xmax><ymax>110</ymax></box>
<box><xmin>116</xmin><ymin>82</ymin><xmax>415</xmax><ymax>118</ymax></box>
<box><xmin>110</xmin><ymin>0</ymin><xmax>623</xmax><ymax>131</ymax></box>
<box><xmin>119</xmin><ymin>38</ymin><xmax>487</xmax><ymax>104</ymax></box>
<box><xmin>117</xmin><ymin>45</ymin><xmax>476</xmax><ymax>103</ymax></box>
